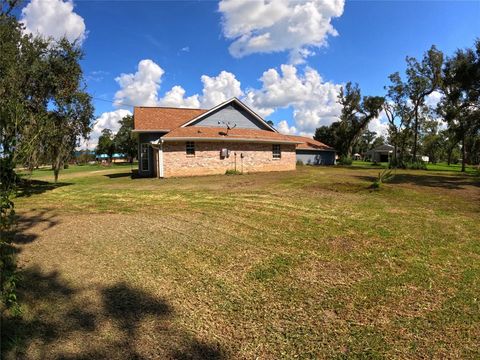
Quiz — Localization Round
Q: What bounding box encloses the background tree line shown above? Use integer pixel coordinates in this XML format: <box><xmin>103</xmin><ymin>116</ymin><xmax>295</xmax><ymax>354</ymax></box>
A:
<box><xmin>315</xmin><ymin>41</ymin><xmax>480</xmax><ymax>171</ymax></box>
<box><xmin>96</xmin><ymin>114</ymin><xmax>137</xmax><ymax>163</ymax></box>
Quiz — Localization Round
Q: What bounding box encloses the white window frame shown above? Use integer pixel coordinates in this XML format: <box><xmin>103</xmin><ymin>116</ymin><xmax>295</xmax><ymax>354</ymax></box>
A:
<box><xmin>272</xmin><ymin>144</ymin><xmax>281</xmax><ymax>159</ymax></box>
<box><xmin>186</xmin><ymin>141</ymin><xmax>195</xmax><ymax>156</ymax></box>
<box><xmin>141</xmin><ymin>143</ymin><xmax>150</xmax><ymax>171</ymax></box>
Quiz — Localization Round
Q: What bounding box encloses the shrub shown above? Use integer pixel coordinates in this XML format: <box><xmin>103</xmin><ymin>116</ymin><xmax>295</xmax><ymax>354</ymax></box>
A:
<box><xmin>405</xmin><ymin>161</ymin><xmax>427</xmax><ymax>170</ymax></box>
<box><xmin>371</xmin><ymin>161</ymin><xmax>381</xmax><ymax>166</ymax></box>
<box><xmin>296</xmin><ymin>160</ymin><xmax>304</xmax><ymax>166</ymax></box>
<box><xmin>388</xmin><ymin>158</ymin><xmax>403</xmax><ymax>169</ymax></box>
<box><xmin>371</xmin><ymin>168</ymin><xmax>395</xmax><ymax>190</ymax></box>
<box><xmin>225</xmin><ymin>169</ymin><xmax>242</xmax><ymax>175</ymax></box>
<box><xmin>337</xmin><ymin>156</ymin><xmax>352</xmax><ymax>165</ymax></box>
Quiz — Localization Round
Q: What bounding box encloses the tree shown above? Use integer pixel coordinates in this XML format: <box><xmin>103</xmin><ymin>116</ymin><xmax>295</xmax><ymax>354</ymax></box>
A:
<box><xmin>9</xmin><ymin>37</ymin><xmax>94</xmax><ymax>182</ymax></box>
<box><xmin>114</xmin><ymin>115</ymin><xmax>137</xmax><ymax>163</ymax></box>
<box><xmin>39</xmin><ymin>40</ymin><xmax>93</xmax><ymax>182</ymax></box>
<box><xmin>371</xmin><ymin>135</ymin><xmax>386</xmax><ymax>149</ymax></box>
<box><xmin>352</xmin><ymin>130</ymin><xmax>377</xmax><ymax>155</ymax></box>
<box><xmin>97</xmin><ymin>129</ymin><xmax>116</xmax><ymax>161</ymax></box>
<box><xmin>336</xmin><ymin>82</ymin><xmax>384</xmax><ymax>157</ymax></box>
<box><xmin>405</xmin><ymin>45</ymin><xmax>444</xmax><ymax>160</ymax></box>
<box><xmin>384</xmin><ymin>72</ymin><xmax>415</xmax><ymax>166</ymax></box>
<box><xmin>438</xmin><ymin>128</ymin><xmax>460</xmax><ymax>165</ymax></box>
<box><xmin>314</xmin><ymin>122</ymin><xmax>341</xmax><ymax>149</ymax></box>
<box><xmin>1</xmin><ymin>0</ymin><xmax>93</xmax><ymax>309</ymax></box>
<box><xmin>421</xmin><ymin>119</ymin><xmax>442</xmax><ymax>163</ymax></box>
<box><xmin>439</xmin><ymin>40</ymin><xmax>480</xmax><ymax>171</ymax></box>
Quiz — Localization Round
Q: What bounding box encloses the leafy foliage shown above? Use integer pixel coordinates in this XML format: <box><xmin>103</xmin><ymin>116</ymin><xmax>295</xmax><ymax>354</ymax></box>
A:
<box><xmin>438</xmin><ymin>39</ymin><xmax>480</xmax><ymax>172</ymax></box>
<box><xmin>114</xmin><ymin>115</ymin><xmax>137</xmax><ymax>163</ymax></box>
<box><xmin>405</xmin><ymin>161</ymin><xmax>428</xmax><ymax>170</ymax></box>
<box><xmin>225</xmin><ymin>169</ymin><xmax>242</xmax><ymax>175</ymax></box>
<box><xmin>97</xmin><ymin>129</ymin><xmax>116</xmax><ymax>160</ymax></box>
<box><xmin>314</xmin><ymin>83</ymin><xmax>384</xmax><ymax>157</ymax></box>
<box><xmin>0</xmin><ymin>3</ymin><xmax>93</xmax><ymax>312</ymax></box>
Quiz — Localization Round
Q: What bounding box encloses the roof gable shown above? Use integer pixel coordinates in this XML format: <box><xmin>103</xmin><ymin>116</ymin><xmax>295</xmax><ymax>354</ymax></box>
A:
<box><xmin>181</xmin><ymin>98</ymin><xmax>277</xmax><ymax>132</ymax></box>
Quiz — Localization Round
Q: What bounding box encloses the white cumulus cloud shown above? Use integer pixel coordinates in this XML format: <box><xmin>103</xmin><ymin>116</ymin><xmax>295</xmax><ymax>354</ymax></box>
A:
<box><xmin>219</xmin><ymin>0</ymin><xmax>345</xmax><ymax>64</ymax></box>
<box><xmin>111</xmin><ymin>60</ymin><xmax>389</xmax><ymax>139</ymax></box>
<box><xmin>200</xmin><ymin>71</ymin><xmax>244</xmax><ymax>108</ymax></box>
<box><xmin>159</xmin><ymin>86</ymin><xmax>201</xmax><ymax>108</ymax></box>
<box><xmin>21</xmin><ymin>0</ymin><xmax>86</xmax><ymax>44</ymax></box>
<box><xmin>246</xmin><ymin>64</ymin><xmax>342</xmax><ymax>135</ymax></box>
<box><xmin>368</xmin><ymin>111</ymin><xmax>389</xmax><ymax>138</ymax></box>
<box><xmin>114</xmin><ymin>60</ymin><xmax>243</xmax><ymax>109</ymax></box>
<box><xmin>277</xmin><ymin>120</ymin><xmax>297</xmax><ymax>135</ymax></box>
<box><xmin>114</xmin><ymin>59</ymin><xmax>165</xmax><ymax>107</ymax></box>
<box><xmin>79</xmin><ymin>109</ymin><xmax>132</xmax><ymax>149</ymax></box>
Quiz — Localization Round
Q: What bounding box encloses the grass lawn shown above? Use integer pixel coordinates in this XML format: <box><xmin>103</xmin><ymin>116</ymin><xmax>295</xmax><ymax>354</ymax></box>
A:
<box><xmin>352</xmin><ymin>160</ymin><xmax>479</xmax><ymax>175</ymax></box>
<box><xmin>3</xmin><ymin>164</ymin><xmax>480</xmax><ymax>359</ymax></box>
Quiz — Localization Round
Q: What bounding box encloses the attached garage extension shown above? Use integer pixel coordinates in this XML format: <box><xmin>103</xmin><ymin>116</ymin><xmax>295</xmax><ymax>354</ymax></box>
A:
<box><xmin>296</xmin><ymin>149</ymin><xmax>336</xmax><ymax>165</ymax></box>
<box><xmin>286</xmin><ymin>135</ymin><xmax>336</xmax><ymax>166</ymax></box>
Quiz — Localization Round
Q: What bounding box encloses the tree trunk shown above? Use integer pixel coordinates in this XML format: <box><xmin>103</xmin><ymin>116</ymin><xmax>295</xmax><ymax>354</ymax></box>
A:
<box><xmin>447</xmin><ymin>146</ymin><xmax>453</xmax><ymax>166</ymax></box>
<box><xmin>347</xmin><ymin>143</ymin><xmax>354</xmax><ymax>159</ymax></box>
<box><xmin>412</xmin><ymin>105</ymin><xmax>419</xmax><ymax>161</ymax></box>
<box><xmin>461</xmin><ymin>135</ymin><xmax>466</xmax><ymax>172</ymax></box>
<box><xmin>53</xmin><ymin>155</ymin><xmax>61</xmax><ymax>183</ymax></box>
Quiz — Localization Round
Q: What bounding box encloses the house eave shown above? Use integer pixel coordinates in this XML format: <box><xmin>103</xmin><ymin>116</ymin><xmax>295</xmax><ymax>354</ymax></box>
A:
<box><xmin>297</xmin><ymin>148</ymin><xmax>336</xmax><ymax>152</ymax></box>
<box><xmin>132</xmin><ymin>129</ymin><xmax>170</xmax><ymax>133</ymax></box>
<box><xmin>162</xmin><ymin>137</ymin><xmax>300</xmax><ymax>144</ymax></box>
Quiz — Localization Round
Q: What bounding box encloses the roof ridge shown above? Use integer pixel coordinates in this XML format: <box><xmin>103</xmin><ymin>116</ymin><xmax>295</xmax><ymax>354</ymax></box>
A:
<box><xmin>135</xmin><ymin>106</ymin><xmax>209</xmax><ymax>110</ymax></box>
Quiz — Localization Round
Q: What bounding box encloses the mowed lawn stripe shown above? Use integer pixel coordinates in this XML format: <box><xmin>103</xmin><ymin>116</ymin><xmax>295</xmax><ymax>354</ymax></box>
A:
<box><xmin>4</xmin><ymin>165</ymin><xmax>479</xmax><ymax>359</ymax></box>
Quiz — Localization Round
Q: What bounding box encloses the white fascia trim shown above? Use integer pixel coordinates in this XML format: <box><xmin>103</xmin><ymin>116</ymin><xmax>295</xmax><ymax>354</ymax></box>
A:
<box><xmin>180</xmin><ymin>97</ymin><xmax>278</xmax><ymax>133</ymax></box>
<box><xmin>163</xmin><ymin>137</ymin><xmax>300</xmax><ymax>144</ymax></box>
<box><xmin>132</xmin><ymin>129</ymin><xmax>170</xmax><ymax>133</ymax></box>
<box><xmin>297</xmin><ymin>148</ymin><xmax>336</xmax><ymax>152</ymax></box>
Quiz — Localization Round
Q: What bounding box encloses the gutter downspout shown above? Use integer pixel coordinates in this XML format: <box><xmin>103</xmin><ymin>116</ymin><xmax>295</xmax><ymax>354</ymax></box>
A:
<box><xmin>159</xmin><ymin>139</ymin><xmax>164</xmax><ymax>178</ymax></box>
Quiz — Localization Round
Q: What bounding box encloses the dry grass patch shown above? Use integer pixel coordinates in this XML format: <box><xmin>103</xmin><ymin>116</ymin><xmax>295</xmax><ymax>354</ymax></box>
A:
<box><xmin>2</xmin><ymin>165</ymin><xmax>480</xmax><ymax>359</ymax></box>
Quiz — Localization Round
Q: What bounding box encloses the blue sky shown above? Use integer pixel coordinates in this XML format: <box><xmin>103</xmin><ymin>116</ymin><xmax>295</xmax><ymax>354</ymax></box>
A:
<box><xmin>17</xmin><ymin>0</ymin><xmax>480</xmax><ymax>147</ymax></box>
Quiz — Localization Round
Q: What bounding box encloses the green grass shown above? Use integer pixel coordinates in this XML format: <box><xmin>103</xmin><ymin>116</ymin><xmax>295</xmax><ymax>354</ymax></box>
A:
<box><xmin>2</xmin><ymin>164</ymin><xmax>480</xmax><ymax>359</ymax></box>
<box><xmin>351</xmin><ymin>160</ymin><xmax>478</xmax><ymax>175</ymax></box>
<box><xmin>17</xmin><ymin>162</ymin><xmax>137</xmax><ymax>180</ymax></box>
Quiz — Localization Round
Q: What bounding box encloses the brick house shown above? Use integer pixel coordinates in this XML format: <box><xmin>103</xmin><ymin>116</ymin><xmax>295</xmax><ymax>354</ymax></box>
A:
<box><xmin>133</xmin><ymin>97</ymin><xmax>334</xmax><ymax>178</ymax></box>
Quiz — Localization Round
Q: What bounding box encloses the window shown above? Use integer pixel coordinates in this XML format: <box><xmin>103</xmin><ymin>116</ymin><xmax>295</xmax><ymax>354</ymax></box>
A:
<box><xmin>272</xmin><ymin>144</ymin><xmax>281</xmax><ymax>159</ymax></box>
<box><xmin>186</xmin><ymin>141</ymin><xmax>195</xmax><ymax>156</ymax></box>
<box><xmin>141</xmin><ymin>143</ymin><xmax>149</xmax><ymax>171</ymax></box>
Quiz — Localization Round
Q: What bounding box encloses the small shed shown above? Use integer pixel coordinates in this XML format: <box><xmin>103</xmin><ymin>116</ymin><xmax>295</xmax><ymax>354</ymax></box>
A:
<box><xmin>365</xmin><ymin>144</ymin><xmax>394</xmax><ymax>162</ymax></box>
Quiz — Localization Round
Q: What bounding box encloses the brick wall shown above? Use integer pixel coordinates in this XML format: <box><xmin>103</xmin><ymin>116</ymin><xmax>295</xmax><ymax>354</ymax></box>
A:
<box><xmin>162</xmin><ymin>141</ymin><xmax>296</xmax><ymax>177</ymax></box>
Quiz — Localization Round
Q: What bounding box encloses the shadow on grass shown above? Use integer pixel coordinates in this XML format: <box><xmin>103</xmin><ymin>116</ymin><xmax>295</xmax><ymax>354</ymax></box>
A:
<box><xmin>355</xmin><ymin>173</ymin><xmax>479</xmax><ymax>190</ymax></box>
<box><xmin>2</xmin><ymin>211</ymin><xmax>224</xmax><ymax>359</ymax></box>
<box><xmin>12</xmin><ymin>210</ymin><xmax>60</xmax><ymax>245</ymax></box>
<box><xmin>1</xmin><ymin>267</ymin><xmax>225</xmax><ymax>360</ymax></box>
<box><xmin>103</xmin><ymin>172</ymin><xmax>135</xmax><ymax>179</ymax></box>
<box><xmin>16</xmin><ymin>179</ymin><xmax>71</xmax><ymax>198</ymax></box>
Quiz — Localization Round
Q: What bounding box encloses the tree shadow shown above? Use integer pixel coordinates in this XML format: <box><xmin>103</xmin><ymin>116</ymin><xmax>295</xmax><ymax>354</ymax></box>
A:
<box><xmin>355</xmin><ymin>173</ymin><xmax>479</xmax><ymax>190</ymax></box>
<box><xmin>16</xmin><ymin>179</ymin><xmax>72</xmax><ymax>198</ymax></box>
<box><xmin>1</xmin><ymin>267</ymin><xmax>225</xmax><ymax>360</ymax></box>
<box><xmin>103</xmin><ymin>172</ymin><xmax>134</xmax><ymax>179</ymax></box>
<box><xmin>13</xmin><ymin>210</ymin><xmax>60</xmax><ymax>245</ymax></box>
